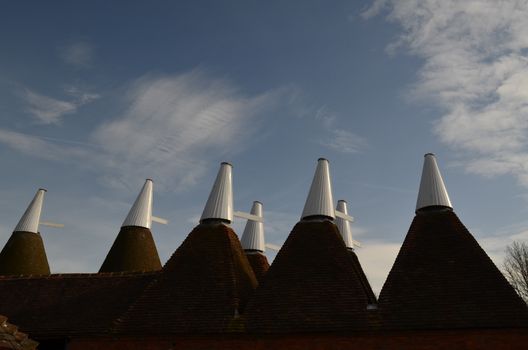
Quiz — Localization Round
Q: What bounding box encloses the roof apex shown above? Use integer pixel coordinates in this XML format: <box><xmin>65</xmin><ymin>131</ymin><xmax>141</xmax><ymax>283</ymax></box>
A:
<box><xmin>336</xmin><ymin>200</ymin><xmax>354</xmax><ymax>249</ymax></box>
<box><xmin>122</xmin><ymin>179</ymin><xmax>153</xmax><ymax>229</ymax></box>
<box><xmin>302</xmin><ymin>158</ymin><xmax>335</xmax><ymax>220</ymax></box>
<box><xmin>200</xmin><ymin>162</ymin><xmax>233</xmax><ymax>223</ymax></box>
<box><xmin>14</xmin><ymin>189</ymin><xmax>46</xmax><ymax>233</ymax></box>
<box><xmin>416</xmin><ymin>153</ymin><xmax>452</xmax><ymax>212</ymax></box>
<box><xmin>240</xmin><ymin>201</ymin><xmax>265</xmax><ymax>252</ymax></box>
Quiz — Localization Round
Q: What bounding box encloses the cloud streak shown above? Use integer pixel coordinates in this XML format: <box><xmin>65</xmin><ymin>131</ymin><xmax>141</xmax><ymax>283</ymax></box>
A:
<box><xmin>21</xmin><ymin>88</ymin><xmax>100</xmax><ymax>125</ymax></box>
<box><xmin>316</xmin><ymin>105</ymin><xmax>367</xmax><ymax>154</ymax></box>
<box><xmin>1</xmin><ymin>70</ymin><xmax>286</xmax><ymax>191</ymax></box>
<box><xmin>365</xmin><ymin>0</ymin><xmax>528</xmax><ymax>187</ymax></box>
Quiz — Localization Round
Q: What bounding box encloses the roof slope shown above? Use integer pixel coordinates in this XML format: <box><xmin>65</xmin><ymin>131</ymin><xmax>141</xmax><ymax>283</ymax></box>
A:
<box><xmin>348</xmin><ymin>250</ymin><xmax>377</xmax><ymax>304</ymax></box>
<box><xmin>114</xmin><ymin>223</ymin><xmax>257</xmax><ymax>334</ymax></box>
<box><xmin>245</xmin><ymin>253</ymin><xmax>269</xmax><ymax>283</ymax></box>
<box><xmin>0</xmin><ymin>232</ymin><xmax>50</xmax><ymax>276</ymax></box>
<box><xmin>245</xmin><ymin>220</ymin><xmax>374</xmax><ymax>333</ymax></box>
<box><xmin>378</xmin><ymin>210</ymin><xmax>528</xmax><ymax>330</ymax></box>
<box><xmin>99</xmin><ymin>226</ymin><xmax>161</xmax><ymax>273</ymax></box>
<box><xmin>0</xmin><ymin>315</ymin><xmax>38</xmax><ymax>350</ymax></box>
<box><xmin>0</xmin><ymin>272</ymin><xmax>156</xmax><ymax>339</ymax></box>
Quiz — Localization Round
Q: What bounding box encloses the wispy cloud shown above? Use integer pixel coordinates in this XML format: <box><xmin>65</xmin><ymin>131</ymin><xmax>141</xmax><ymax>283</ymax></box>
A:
<box><xmin>364</xmin><ymin>1</ymin><xmax>528</xmax><ymax>188</ymax></box>
<box><xmin>0</xmin><ymin>129</ymin><xmax>90</xmax><ymax>161</ymax></box>
<box><xmin>59</xmin><ymin>41</ymin><xmax>95</xmax><ymax>68</ymax></box>
<box><xmin>21</xmin><ymin>88</ymin><xmax>100</xmax><ymax>125</ymax></box>
<box><xmin>92</xmin><ymin>71</ymin><xmax>281</xmax><ymax>190</ymax></box>
<box><xmin>316</xmin><ymin>105</ymin><xmax>367</xmax><ymax>154</ymax></box>
<box><xmin>1</xmin><ymin>70</ymin><xmax>286</xmax><ymax>191</ymax></box>
<box><xmin>23</xmin><ymin>89</ymin><xmax>76</xmax><ymax>124</ymax></box>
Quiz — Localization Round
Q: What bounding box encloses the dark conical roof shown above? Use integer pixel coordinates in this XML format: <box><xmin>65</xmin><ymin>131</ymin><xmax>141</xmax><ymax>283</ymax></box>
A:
<box><xmin>0</xmin><ymin>231</ymin><xmax>50</xmax><ymax>276</ymax></box>
<box><xmin>245</xmin><ymin>252</ymin><xmax>269</xmax><ymax>283</ymax></box>
<box><xmin>245</xmin><ymin>220</ymin><xmax>374</xmax><ymax>333</ymax></box>
<box><xmin>114</xmin><ymin>222</ymin><xmax>257</xmax><ymax>334</ymax></box>
<box><xmin>348</xmin><ymin>249</ymin><xmax>377</xmax><ymax>305</ymax></box>
<box><xmin>99</xmin><ymin>226</ymin><xmax>161</xmax><ymax>273</ymax></box>
<box><xmin>378</xmin><ymin>210</ymin><xmax>528</xmax><ymax>330</ymax></box>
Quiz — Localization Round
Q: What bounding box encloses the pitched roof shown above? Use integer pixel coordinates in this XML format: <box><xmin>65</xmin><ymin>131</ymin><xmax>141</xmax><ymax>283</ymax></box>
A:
<box><xmin>378</xmin><ymin>210</ymin><xmax>528</xmax><ymax>330</ymax></box>
<box><xmin>348</xmin><ymin>250</ymin><xmax>377</xmax><ymax>305</ymax></box>
<box><xmin>0</xmin><ymin>315</ymin><xmax>38</xmax><ymax>350</ymax></box>
<box><xmin>99</xmin><ymin>226</ymin><xmax>161</xmax><ymax>273</ymax></box>
<box><xmin>0</xmin><ymin>272</ymin><xmax>156</xmax><ymax>339</ymax></box>
<box><xmin>114</xmin><ymin>222</ymin><xmax>257</xmax><ymax>334</ymax></box>
<box><xmin>0</xmin><ymin>232</ymin><xmax>50</xmax><ymax>276</ymax></box>
<box><xmin>245</xmin><ymin>252</ymin><xmax>269</xmax><ymax>283</ymax></box>
<box><xmin>245</xmin><ymin>220</ymin><xmax>374</xmax><ymax>333</ymax></box>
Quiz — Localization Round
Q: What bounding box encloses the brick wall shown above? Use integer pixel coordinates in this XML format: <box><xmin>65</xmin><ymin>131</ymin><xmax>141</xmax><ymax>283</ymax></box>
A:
<box><xmin>68</xmin><ymin>329</ymin><xmax>528</xmax><ymax>350</ymax></box>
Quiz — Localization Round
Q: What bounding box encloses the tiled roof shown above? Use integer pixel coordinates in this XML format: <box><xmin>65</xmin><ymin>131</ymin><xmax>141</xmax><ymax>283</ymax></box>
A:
<box><xmin>99</xmin><ymin>226</ymin><xmax>162</xmax><ymax>273</ymax></box>
<box><xmin>348</xmin><ymin>250</ymin><xmax>377</xmax><ymax>304</ymax></box>
<box><xmin>245</xmin><ymin>220</ymin><xmax>375</xmax><ymax>333</ymax></box>
<box><xmin>378</xmin><ymin>210</ymin><xmax>528</xmax><ymax>330</ymax></box>
<box><xmin>245</xmin><ymin>252</ymin><xmax>269</xmax><ymax>283</ymax></box>
<box><xmin>0</xmin><ymin>315</ymin><xmax>38</xmax><ymax>350</ymax></box>
<box><xmin>0</xmin><ymin>272</ymin><xmax>156</xmax><ymax>339</ymax></box>
<box><xmin>0</xmin><ymin>232</ymin><xmax>49</xmax><ymax>276</ymax></box>
<box><xmin>114</xmin><ymin>222</ymin><xmax>258</xmax><ymax>334</ymax></box>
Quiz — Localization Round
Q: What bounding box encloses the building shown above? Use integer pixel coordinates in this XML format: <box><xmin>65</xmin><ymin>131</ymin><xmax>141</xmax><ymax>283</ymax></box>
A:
<box><xmin>0</xmin><ymin>156</ymin><xmax>526</xmax><ymax>349</ymax></box>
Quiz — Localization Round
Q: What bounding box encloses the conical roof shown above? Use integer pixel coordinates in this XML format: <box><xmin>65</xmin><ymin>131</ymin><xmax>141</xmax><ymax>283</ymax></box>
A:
<box><xmin>245</xmin><ymin>220</ymin><xmax>374</xmax><ymax>333</ymax></box>
<box><xmin>113</xmin><ymin>222</ymin><xmax>257</xmax><ymax>334</ymax></box>
<box><xmin>0</xmin><ymin>189</ymin><xmax>50</xmax><ymax>275</ymax></box>
<box><xmin>379</xmin><ymin>155</ymin><xmax>528</xmax><ymax>329</ymax></box>
<box><xmin>336</xmin><ymin>200</ymin><xmax>354</xmax><ymax>249</ymax></box>
<box><xmin>301</xmin><ymin>158</ymin><xmax>335</xmax><ymax>221</ymax></box>
<box><xmin>416</xmin><ymin>153</ymin><xmax>452</xmax><ymax>212</ymax></box>
<box><xmin>99</xmin><ymin>180</ymin><xmax>161</xmax><ymax>273</ymax></box>
<box><xmin>378</xmin><ymin>210</ymin><xmax>528</xmax><ymax>329</ymax></box>
<box><xmin>240</xmin><ymin>201</ymin><xmax>265</xmax><ymax>252</ymax></box>
<box><xmin>14</xmin><ymin>189</ymin><xmax>46</xmax><ymax>234</ymax></box>
<box><xmin>245</xmin><ymin>252</ymin><xmax>270</xmax><ymax>284</ymax></box>
<box><xmin>200</xmin><ymin>162</ymin><xmax>233</xmax><ymax>224</ymax></box>
<box><xmin>122</xmin><ymin>179</ymin><xmax>153</xmax><ymax>229</ymax></box>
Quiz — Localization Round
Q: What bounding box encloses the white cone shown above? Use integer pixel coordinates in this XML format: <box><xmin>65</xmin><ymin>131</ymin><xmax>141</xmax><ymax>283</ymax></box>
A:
<box><xmin>301</xmin><ymin>158</ymin><xmax>335</xmax><ymax>220</ymax></box>
<box><xmin>336</xmin><ymin>200</ymin><xmax>354</xmax><ymax>249</ymax></box>
<box><xmin>240</xmin><ymin>201</ymin><xmax>265</xmax><ymax>252</ymax></box>
<box><xmin>416</xmin><ymin>153</ymin><xmax>453</xmax><ymax>212</ymax></box>
<box><xmin>122</xmin><ymin>179</ymin><xmax>153</xmax><ymax>229</ymax></box>
<box><xmin>200</xmin><ymin>162</ymin><xmax>233</xmax><ymax>223</ymax></box>
<box><xmin>14</xmin><ymin>189</ymin><xmax>46</xmax><ymax>233</ymax></box>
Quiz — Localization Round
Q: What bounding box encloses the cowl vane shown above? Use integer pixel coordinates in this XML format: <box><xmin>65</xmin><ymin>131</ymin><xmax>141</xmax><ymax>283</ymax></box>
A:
<box><xmin>302</xmin><ymin>158</ymin><xmax>335</xmax><ymax>221</ymax></box>
<box><xmin>14</xmin><ymin>189</ymin><xmax>46</xmax><ymax>233</ymax></box>
<box><xmin>200</xmin><ymin>162</ymin><xmax>233</xmax><ymax>224</ymax></box>
<box><xmin>416</xmin><ymin>153</ymin><xmax>453</xmax><ymax>212</ymax></box>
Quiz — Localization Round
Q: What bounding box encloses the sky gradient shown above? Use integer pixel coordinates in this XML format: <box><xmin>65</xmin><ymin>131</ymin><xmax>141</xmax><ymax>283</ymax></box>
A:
<box><xmin>1</xmin><ymin>0</ymin><xmax>527</xmax><ymax>294</ymax></box>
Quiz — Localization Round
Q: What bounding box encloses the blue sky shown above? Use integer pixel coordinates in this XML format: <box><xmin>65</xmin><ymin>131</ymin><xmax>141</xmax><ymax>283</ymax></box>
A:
<box><xmin>1</xmin><ymin>0</ymin><xmax>528</xmax><ymax>294</ymax></box>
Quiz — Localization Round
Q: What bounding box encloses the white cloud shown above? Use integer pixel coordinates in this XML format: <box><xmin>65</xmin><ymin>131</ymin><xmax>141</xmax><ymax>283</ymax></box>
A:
<box><xmin>23</xmin><ymin>89</ymin><xmax>76</xmax><ymax>124</ymax></box>
<box><xmin>21</xmin><ymin>87</ymin><xmax>100</xmax><ymax>125</ymax></box>
<box><xmin>92</xmin><ymin>71</ymin><xmax>281</xmax><ymax>190</ymax></box>
<box><xmin>59</xmin><ymin>41</ymin><xmax>95</xmax><ymax>68</ymax></box>
<box><xmin>365</xmin><ymin>1</ymin><xmax>528</xmax><ymax>188</ymax></box>
<box><xmin>355</xmin><ymin>240</ymin><xmax>401</xmax><ymax>295</ymax></box>
<box><xmin>315</xmin><ymin>105</ymin><xmax>367</xmax><ymax>154</ymax></box>
<box><xmin>480</xmin><ymin>229</ymin><xmax>528</xmax><ymax>267</ymax></box>
<box><xmin>1</xmin><ymin>71</ymin><xmax>286</xmax><ymax>191</ymax></box>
